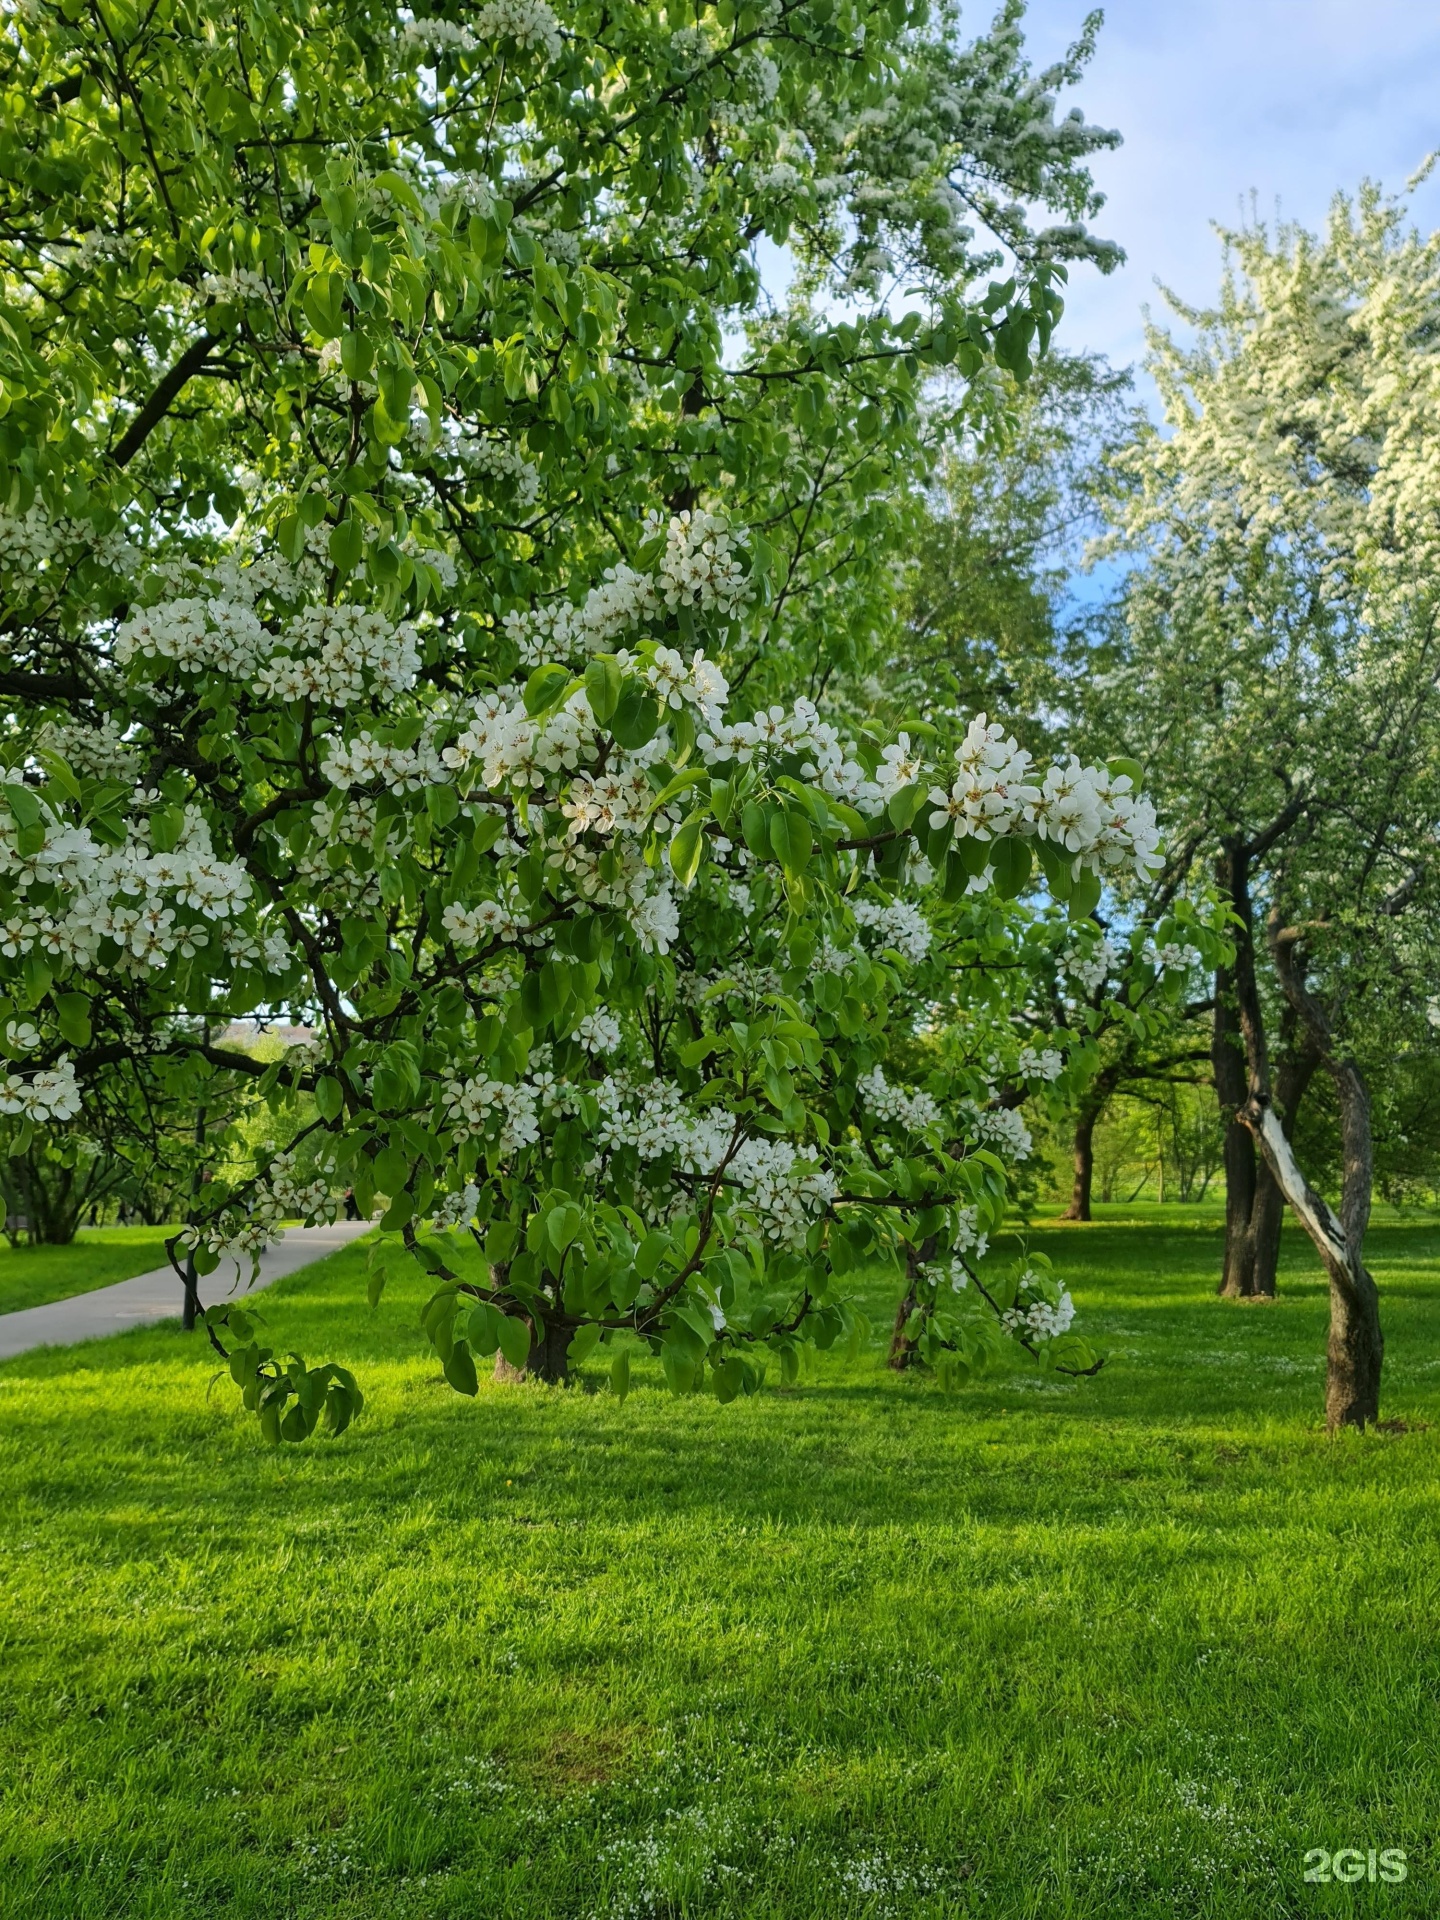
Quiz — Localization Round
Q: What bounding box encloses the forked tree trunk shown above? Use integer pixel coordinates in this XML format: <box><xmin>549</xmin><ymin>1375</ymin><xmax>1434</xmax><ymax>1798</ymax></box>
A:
<box><xmin>1242</xmin><ymin>1095</ymin><xmax>1382</xmax><ymax>1428</ymax></box>
<box><xmin>1213</xmin><ymin>841</ymin><xmax>1314</xmax><ymax>1302</ymax></box>
<box><xmin>1238</xmin><ymin>920</ymin><xmax>1382</xmax><ymax>1430</ymax></box>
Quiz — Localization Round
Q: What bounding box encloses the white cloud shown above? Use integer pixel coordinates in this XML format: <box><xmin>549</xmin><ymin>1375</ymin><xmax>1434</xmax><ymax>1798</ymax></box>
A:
<box><xmin>1022</xmin><ymin>0</ymin><xmax>1440</xmax><ymax>379</ymax></box>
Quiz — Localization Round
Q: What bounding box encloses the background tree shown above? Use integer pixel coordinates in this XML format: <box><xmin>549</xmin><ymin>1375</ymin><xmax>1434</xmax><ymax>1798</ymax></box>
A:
<box><xmin>1087</xmin><ymin>181</ymin><xmax>1440</xmax><ymax>1425</ymax></box>
<box><xmin>877</xmin><ymin>350</ymin><xmax>1135</xmax><ymax>743</ymax></box>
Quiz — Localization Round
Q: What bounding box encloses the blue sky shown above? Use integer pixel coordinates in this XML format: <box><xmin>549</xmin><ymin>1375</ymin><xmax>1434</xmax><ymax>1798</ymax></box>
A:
<box><xmin>1019</xmin><ymin>0</ymin><xmax>1440</xmax><ymax>378</ymax></box>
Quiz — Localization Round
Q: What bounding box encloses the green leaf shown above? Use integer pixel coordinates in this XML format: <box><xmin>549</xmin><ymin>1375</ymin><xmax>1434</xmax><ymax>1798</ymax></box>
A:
<box><xmin>584</xmin><ymin>654</ymin><xmax>622</xmax><ymax>725</ymax></box>
<box><xmin>4</xmin><ymin>783</ymin><xmax>43</xmax><ymax>831</ymax></box>
<box><xmin>444</xmin><ymin>1340</ymin><xmax>479</xmax><ymax>1396</ymax></box>
<box><xmin>635</xmin><ymin>1230</ymin><xmax>669</xmax><ymax>1279</ymax></box>
<box><xmin>1070</xmin><ymin>870</ymin><xmax>1102</xmax><ymax>920</ymax></box>
<box><xmin>375</xmin><ymin>1144</ymin><xmax>409</xmax><ymax>1194</ymax></box>
<box><xmin>568</xmin><ymin>1323</ymin><xmax>603</xmax><ymax>1367</ymax></box>
<box><xmin>546</xmin><ymin>1202</ymin><xmax>583</xmax><ymax>1251</ymax></box>
<box><xmin>302</xmin><ymin>270</ymin><xmax>346</xmax><ymax>338</ymax></box>
<box><xmin>524</xmin><ymin>662</ymin><xmax>572</xmax><ymax>716</ymax></box>
<box><xmin>495</xmin><ymin>1313</ymin><xmax>531</xmax><ymax>1371</ymax></box>
<box><xmin>651</xmin><ymin>765</ymin><xmax>710</xmax><ymax>812</ymax></box>
<box><xmin>668</xmin><ymin>812</ymin><xmax>706</xmax><ymax>888</ymax></box>
<box><xmin>314</xmin><ymin>1075</ymin><xmax>344</xmax><ymax>1121</ymax></box>
<box><xmin>54</xmin><ymin>992</ymin><xmax>91</xmax><ymax>1047</ymax></box>
<box><xmin>340</xmin><ymin>332</ymin><xmax>373</xmax><ymax>380</ymax></box>
<box><xmin>329</xmin><ymin>517</ymin><xmax>364</xmax><ymax>575</ymax></box>
<box><xmin>149</xmin><ymin>805</ymin><xmax>186</xmax><ymax>853</ymax></box>
<box><xmin>1107</xmin><ymin>757</ymin><xmax>1145</xmax><ymax>789</ymax></box>
<box><xmin>32</xmin><ymin>748</ymin><xmax>80</xmax><ymax>803</ymax></box>
<box><xmin>886</xmin><ymin>783</ymin><xmax>924</xmax><ymax>830</ymax></box>
<box><xmin>610</xmin><ymin>681</ymin><xmax>660</xmax><ymax>750</ymax></box>
<box><xmin>741</xmin><ymin>800</ymin><xmax>771</xmax><ymax>859</ymax></box>
<box><xmin>610</xmin><ymin>1347</ymin><xmax>631</xmax><ymax>1403</ymax></box>
<box><xmin>769</xmin><ymin>809</ymin><xmax>812</xmax><ymax>880</ymax></box>
<box><xmin>425</xmin><ymin>783</ymin><xmax>459</xmax><ymax>827</ymax></box>
<box><xmin>485</xmin><ymin>1220</ymin><xmax>518</xmax><ymax>1264</ymax></box>
<box><xmin>1034</xmin><ymin>837</ymin><xmax>1074</xmax><ymax>901</ymax></box>
<box><xmin>467</xmin><ymin>1301</ymin><xmax>500</xmax><ymax>1354</ymax></box>
<box><xmin>990</xmin><ymin>837</ymin><xmax>1033</xmax><ymax>900</ymax></box>
<box><xmin>380</xmin><ymin>1190</ymin><xmax>413</xmax><ymax>1231</ymax></box>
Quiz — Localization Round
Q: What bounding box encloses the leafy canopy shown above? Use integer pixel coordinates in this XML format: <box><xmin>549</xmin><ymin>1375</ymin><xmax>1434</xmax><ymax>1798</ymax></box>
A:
<box><xmin>0</xmin><ymin>0</ymin><xmax>1150</xmax><ymax>1437</ymax></box>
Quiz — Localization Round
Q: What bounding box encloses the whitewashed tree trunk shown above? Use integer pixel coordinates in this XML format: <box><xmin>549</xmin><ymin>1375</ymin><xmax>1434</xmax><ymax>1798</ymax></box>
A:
<box><xmin>1239</xmin><ymin>924</ymin><xmax>1383</xmax><ymax>1430</ymax></box>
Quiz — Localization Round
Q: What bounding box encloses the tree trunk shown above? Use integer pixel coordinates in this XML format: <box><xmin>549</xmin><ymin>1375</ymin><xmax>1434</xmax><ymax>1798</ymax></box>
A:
<box><xmin>1065</xmin><ymin>1104</ymin><xmax>1098</xmax><ymax>1222</ymax></box>
<box><xmin>182</xmin><ymin>1102</ymin><xmax>207</xmax><ymax>1330</ymax></box>
<box><xmin>1243</xmin><ymin>1096</ymin><xmax>1382</xmax><ymax>1428</ymax></box>
<box><xmin>1217</xmin><ymin>1114</ymin><xmax>1258</xmax><ymax>1295</ymax></box>
<box><xmin>1247</xmin><ymin>1159</ymin><xmax>1285</xmax><ymax>1299</ymax></box>
<box><xmin>888</xmin><ymin>1235</ymin><xmax>937</xmax><ymax>1370</ymax></box>
<box><xmin>888</xmin><ymin>1284</ymin><xmax>919</xmax><ymax>1370</ymax></box>
<box><xmin>1239</xmin><ymin>919</ymin><xmax>1382</xmax><ymax>1430</ymax></box>
<box><xmin>494</xmin><ymin>1313</ymin><xmax>571</xmax><ymax>1384</ymax></box>
<box><xmin>1214</xmin><ymin>842</ymin><xmax>1264</xmax><ymax>1296</ymax></box>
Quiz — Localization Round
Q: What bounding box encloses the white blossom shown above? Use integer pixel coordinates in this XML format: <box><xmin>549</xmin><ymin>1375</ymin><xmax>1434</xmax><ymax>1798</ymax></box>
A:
<box><xmin>973</xmin><ymin>1105</ymin><xmax>1033</xmax><ymax>1161</ymax></box>
<box><xmin>858</xmin><ymin>1065</ymin><xmax>941</xmax><ymax>1132</ymax></box>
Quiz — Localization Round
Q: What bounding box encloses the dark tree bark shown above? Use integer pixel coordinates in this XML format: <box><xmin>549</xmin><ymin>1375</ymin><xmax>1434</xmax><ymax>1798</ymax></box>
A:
<box><xmin>1066</xmin><ymin>1105</ymin><xmax>1097</xmax><ymax>1222</ymax></box>
<box><xmin>1214</xmin><ymin>840</ymin><xmax>1263</xmax><ymax>1296</ymax></box>
<box><xmin>180</xmin><ymin>1102</ymin><xmax>208</xmax><ymax>1331</ymax></box>
<box><xmin>1239</xmin><ymin>918</ymin><xmax>1382</xmax><ymax>1430</ymax></box>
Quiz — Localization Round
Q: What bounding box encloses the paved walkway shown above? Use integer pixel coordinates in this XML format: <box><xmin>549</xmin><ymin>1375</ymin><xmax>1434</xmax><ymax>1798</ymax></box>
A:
<box><xmin>0</xmin><ymin>1221</ymin><xmax>373</xmax><ymax>1361</ymax></box>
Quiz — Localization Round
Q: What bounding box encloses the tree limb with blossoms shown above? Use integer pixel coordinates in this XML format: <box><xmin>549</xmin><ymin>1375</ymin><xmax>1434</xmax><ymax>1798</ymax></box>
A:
<box><xmin>0</xmin><ymin>0</ymin><xmax>1155</xmax><ymax>1438</ymax></box>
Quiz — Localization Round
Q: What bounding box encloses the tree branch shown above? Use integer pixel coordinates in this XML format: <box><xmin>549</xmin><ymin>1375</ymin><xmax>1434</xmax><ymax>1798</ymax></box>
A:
<box><xmin>111</xmin><ymin>332</ymin><xmax>222</xmax><ymax>467</ymax></box>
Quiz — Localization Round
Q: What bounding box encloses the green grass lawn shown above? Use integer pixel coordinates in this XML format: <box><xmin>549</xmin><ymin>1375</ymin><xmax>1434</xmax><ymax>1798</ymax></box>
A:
<box><xmin>0</xmin><ymin>1225</ymin><xmax>177</xmax><ymax>1317</ymax></box>
<box><xmin>2</xmin><ymin>1210</ymin><xmax>1440</xmax><ymax>1918</ymax></box>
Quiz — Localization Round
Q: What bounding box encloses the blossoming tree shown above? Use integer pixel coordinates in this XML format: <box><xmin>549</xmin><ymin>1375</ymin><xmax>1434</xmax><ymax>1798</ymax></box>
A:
<box><xmin>1090</xmin><ymin>183</ymin><xmax>1440</xmax><ymax>1426</ymax></box>
<box><xmin>0</xmin><ymin>0</ymin><xmax>1158</xmax><ymax>1436</ymax></box>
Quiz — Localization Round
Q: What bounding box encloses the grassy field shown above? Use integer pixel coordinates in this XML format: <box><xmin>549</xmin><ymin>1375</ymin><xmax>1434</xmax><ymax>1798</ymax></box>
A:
<box><xmin>2</xmin><ymin>1207</ymin><xmax>1440</xmax><ymax>1918</ymax></box>
<box><xmin>0</xmin><ymin>1225</ymin><xmax>177</xmax><ymax>1317</ymax></box>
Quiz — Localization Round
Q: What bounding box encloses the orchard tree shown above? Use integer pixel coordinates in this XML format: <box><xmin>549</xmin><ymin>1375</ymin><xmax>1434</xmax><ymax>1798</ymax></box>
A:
<box><xmin>869</xmin><ymin>889</ymin><xmax>1145</xmax><ymax>1366</ymax></box>
<box><xmin>0</xmin><ymin>0</ymin><xmax>1158</xmax><ymax>1437</ymax></box>
<box><xmin>881</xmin><ymin>350</ymin><xmax>1134</xmax><ymax>745</ymax></box>
<box><xmin>1053</xmin><ymin>915</ymin><xmax>1223</xmax><ymax>1223</ymax></box>
<box><xmin>1090</xmin><ymin>182</ymin><xmax>1440</xmax><ymax>1427</ymax></box>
